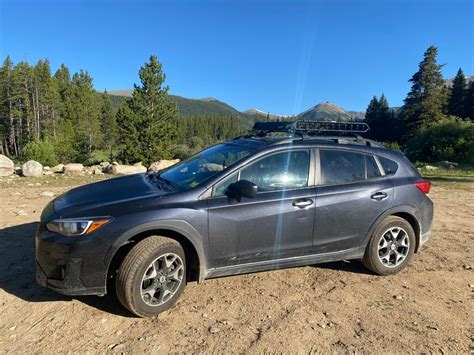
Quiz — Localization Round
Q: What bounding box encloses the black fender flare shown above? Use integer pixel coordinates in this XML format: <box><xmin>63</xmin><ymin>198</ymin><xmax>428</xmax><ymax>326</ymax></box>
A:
<box><xmin>104</xmin><ymin>220</ymin><xmax>208</xmax><ymax>283</ymax></box>
<box><xmin>360</xmin><ymin>205</ymin><xmax>422</xmax><ymax>252</ymax></box>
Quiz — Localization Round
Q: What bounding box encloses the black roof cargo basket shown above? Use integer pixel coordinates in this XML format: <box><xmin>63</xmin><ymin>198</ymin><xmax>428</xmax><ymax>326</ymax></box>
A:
<box><xmin>248</xmin><ymin>119</ymin><xmax>378</xmax><ymax>147</ymax></box>
<box><xmin>252</xmin><ymin>120</ymin><xmax>369</xmax><ymax>135</ymax></box>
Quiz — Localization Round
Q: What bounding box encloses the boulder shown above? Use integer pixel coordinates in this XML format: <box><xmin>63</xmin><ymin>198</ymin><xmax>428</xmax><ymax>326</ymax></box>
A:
<box><xmin>63</xmin><ymin>163</ymin><xmax>84</xmax><ymax>175</ymax></box>
<box><xmin>0</xmin><ymin>154</ymin><xmax>14</xmax><ymax>176</ymax></box>
<box><xmin>424</xmin><ymin>165</ymin><xmax>438</xmax><ymax>171</ymax></box>
<box><xmin>93</xmin><ymin>167</ymin><xmax>104</xmax><ymax>175</ymax></box>
<box><xmin>107</xmin><ymin>164</ymin><xmax>147</xmax><ymax>175</ymax></box>
<box><xmin>148</xmin><ymin>159</ymin><xmax>180</xmax><ymax>172</ymax></box>
<box><xmin>51</xmin><ymin>164</ymin><xmax>64</xmax><ymax>173</ymax></box>
<box><xmin>22</xmin><ymin>160</ymin><xmax>43</xmax><ymax>177</ymax></box>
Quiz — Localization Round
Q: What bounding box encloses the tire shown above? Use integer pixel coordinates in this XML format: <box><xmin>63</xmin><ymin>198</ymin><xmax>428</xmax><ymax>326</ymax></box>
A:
<box><xmin>363</xmin><ymin>216</ymin><xmax>416</xmax><ymax>275</ymax></box>
<box><xmin>116</xmin><ymin>236</ymin><xmax>186</xmax><ymax>317</ymax></box>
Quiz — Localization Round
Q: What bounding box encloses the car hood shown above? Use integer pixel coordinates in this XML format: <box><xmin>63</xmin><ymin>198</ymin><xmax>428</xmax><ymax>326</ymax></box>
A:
<box><xmin>53</xmin><ymin>173</ymin><xmax>167</xmax><ymax>217</ymax></box>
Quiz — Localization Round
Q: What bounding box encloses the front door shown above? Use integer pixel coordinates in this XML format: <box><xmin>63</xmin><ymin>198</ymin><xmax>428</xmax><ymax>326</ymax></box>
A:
<box><xmin>207</xmin><ymin>149</ymin><xmax>315</xmax><ymax>268</ymax></box>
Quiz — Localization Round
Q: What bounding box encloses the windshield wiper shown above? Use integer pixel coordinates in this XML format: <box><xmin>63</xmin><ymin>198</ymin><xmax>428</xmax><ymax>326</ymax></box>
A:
<box><xmin>146</xmin><ymin>173</ymin><xmax>175</xmax><ymax>191</ymax></box>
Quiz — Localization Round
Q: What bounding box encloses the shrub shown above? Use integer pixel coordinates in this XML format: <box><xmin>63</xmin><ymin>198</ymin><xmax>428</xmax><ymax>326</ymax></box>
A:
<box><xmin>85</xmin><ymin>150</ymin><xmax>115</xmax><ymax>166</ymax></box>
<box><xmin>405</xmin><ymin>117</ymin><xmax>474</xmax><ymax>164</ymax></box>
<box><xmin>23</xmin><ymin>139</ymin><xmax>58</xmax><ymax>166</ymax></box>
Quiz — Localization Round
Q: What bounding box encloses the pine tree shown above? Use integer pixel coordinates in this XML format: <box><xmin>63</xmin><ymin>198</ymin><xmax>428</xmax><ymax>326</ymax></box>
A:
<box><xmin>364</xmin><ymin>94</ymin><xmax>395</xmax><ymax>141</ymax></box>
<box><xmin>447</xmin><ymin>68</ymin><xmax>466</xmax><ymax>118</ymax></box>
<box><xmin>0</xmin><ymin>57</ymin><xmax>13</xmax><ymax>155</ymax></box>
<box><xmin>400</xmin><ymin>46</ymin><xmax>446</xmax><ymax>135</ymax></box>
<box><xmin>465</xmin><ymin>81</ymin><xmax>474</xmax><ymax>120</ymax></box>
<box><xmin>118</xmin><ymin>55</ymin><xmax>178</xmax><ymax>164</ymax></box>
<box><xmin>71</xmin><ymin>70</ymin><xmax>102</xmax><ymax>156</ymax></box>
<box><xmin>100</xmin><ymin>90</ymin><xmax>118</xmax><ymax>159</ymax></box>
<box><xmin>364</xmin><ymin>96</ymin><xmax>380</xmax><ymax>139</ymax></box>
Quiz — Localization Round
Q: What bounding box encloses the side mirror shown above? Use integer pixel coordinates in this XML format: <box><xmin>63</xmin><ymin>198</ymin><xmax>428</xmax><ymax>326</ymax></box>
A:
<box><xmin>226</xmin><ymin>180</ymin><xmax>257</xmax><ymax>201</ymax></box>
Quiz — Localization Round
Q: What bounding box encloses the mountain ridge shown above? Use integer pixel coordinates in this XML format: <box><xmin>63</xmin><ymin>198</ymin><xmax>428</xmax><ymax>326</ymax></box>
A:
<box><xmin>106</xmin><ymin>74</ymin><xmax>472</xmax><ymax>122</ymax></box>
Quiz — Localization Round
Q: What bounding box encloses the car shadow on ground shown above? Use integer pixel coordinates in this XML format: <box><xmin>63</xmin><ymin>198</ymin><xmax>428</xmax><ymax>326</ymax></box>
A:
<box><xmin>0</xmin><ymin>222</ymin><xmax>132</xmax><ymax>317</ymax></box>
<box><xmin>315</xmin><ymin>259</ymin><xmax>373</xmax><ymax>275</ymax></box>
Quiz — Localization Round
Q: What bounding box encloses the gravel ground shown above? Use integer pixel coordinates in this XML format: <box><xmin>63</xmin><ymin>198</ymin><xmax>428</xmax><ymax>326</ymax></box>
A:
<box><xmin>0</xmin><ymin>175</ymin><xmax>472</xmax><ymax>353</ymax></box>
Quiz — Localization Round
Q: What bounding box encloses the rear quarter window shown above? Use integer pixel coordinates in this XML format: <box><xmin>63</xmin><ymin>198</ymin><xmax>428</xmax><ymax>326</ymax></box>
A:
<box><xmin>379</xmin><ymin>156</ymin><xmax>399</xmax><ymax>176</ymax></box>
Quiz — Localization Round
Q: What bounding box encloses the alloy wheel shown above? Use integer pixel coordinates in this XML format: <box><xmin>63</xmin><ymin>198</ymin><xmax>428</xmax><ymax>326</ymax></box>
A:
<box><xmin>140</xmin><ymin>253</ymin><xmax>184</xmax><ymax>306</ymax></box>
<box><xmin>377</xmin><ymin>227</ymin><xmax>410</xmax><ymax>268</ymax></box>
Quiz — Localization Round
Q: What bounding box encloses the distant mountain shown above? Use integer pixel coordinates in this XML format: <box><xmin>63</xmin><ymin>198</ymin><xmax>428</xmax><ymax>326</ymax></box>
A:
<box><xmin>106</xmin><ymin>90</ymin><xmax>368</xmax><ymax>125</ymax></box>
<box><xmin>106</xmin><ymin>74</ymin><xmax>473</xmax><ymax>123</ymax></box>
<box><xmin>107</xmin><ymin>90</ymin><xmax>241</xmax><ymax>117</ymax></box>
<box><xmin>243</xmin><ymin>108</ymin><xmax>294</xmax><ymax>121</ymax></box>
<box><xmin>297</xmin><ymin>102</ymin><xmax>355</xmax><ymax>121</ymax></box>
<box><xmin>445</xmin><ymin>75</ymin><xmax>474</xmax><ymax>87</ymax></box>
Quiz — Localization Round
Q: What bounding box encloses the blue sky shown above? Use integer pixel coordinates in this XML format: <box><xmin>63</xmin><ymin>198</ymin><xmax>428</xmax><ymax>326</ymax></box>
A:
<box><xmin>1</xmin><ymin>0</ymin><xmax>473</xmax><ymax>114</ymax></box>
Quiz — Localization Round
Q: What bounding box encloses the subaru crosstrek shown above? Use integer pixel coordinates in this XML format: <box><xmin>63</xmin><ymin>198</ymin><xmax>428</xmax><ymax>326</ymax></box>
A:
<box><xmin>36</xmin><ymin>121</ymin><xmax>433</xmax><ymax>317</ymax></box>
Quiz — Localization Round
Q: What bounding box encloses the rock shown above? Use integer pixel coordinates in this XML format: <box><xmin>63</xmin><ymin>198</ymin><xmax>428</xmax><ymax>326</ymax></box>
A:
<box><xmin>109</xmin><ymin>343</ymin><xmax>125</xmax><ymax>350</ymax></box>
<box><xmin>105</xmin><ymin>164</ymin><xmax>147</xmax><ymax>175</ymax></box>
<box><xmin>22</xmin><ymin>160</ymin><xmax>43</xmax><ymax>177</ymax></box>
<box><xmin>14</xmin><ymin>167</ymin><xmax>22</xmax><ymax>175</ymax></box>
<box><xmin>15</xmin><ymin>210</ymin><xmax>27</xmax><ymax>216</ymax></box>
<box><xmin>44</xmin><ymin>171</ymin><xmax>54</xmax><ymax>176</ymax></box>
<box><xmin>209</xmin><ymin>326</ymin><xmax>221</xmax><ymax>334</ymax></box>
<box><xmin>463</xmin><ymin>264</ymin><xmax>472</xmax><ymax>270</ymax></box>
<box><xmin>63</xmin><ymin>163</ymin><xmax>84</xmax><ymax>175</ymax></box>
<box><xmin>424</xmin><ymin>165</ymin><xmax>438</xmax><ymax>171</ymax></box>
<box><xmin>39</xmin><ymin>191</ymin><xmax>55</xmax><ymax>197</ymax></box>
<box><xmin>0</xmin><ymin>155</ymin><xmax>14</xmax><ymax>176</ymax></box>
<box><xmin>99</xmin><ymin>161</ymin><xmax>109</xmax><ymax>167</ymax></box>
<box><xmin>393</xmin><ymin>295</ymin><xmax>403</xmax><ymax>300</ymax></box>
<box><xmin>133</xmin><ymin>162</ymin><xmax>144</xmax><ymax>167</ymax></box>
<box><xmin>92</xmin><ymin>167</ymin><xmax>104</xmax><ymax>175</ymax></box>
<box><xmin>50</xmin><ymin>164</ymin><xmax>64</xmax><ymax>173</ymax></box>
<box><xmin>148</xmin><ymin>159</ymin><xmax>180</xmax><ymax>172</ymax></box>
<box><xmin>43</xmin><ymin>166</ymin><xmax>50</xmax><ymax>171</ymax></box>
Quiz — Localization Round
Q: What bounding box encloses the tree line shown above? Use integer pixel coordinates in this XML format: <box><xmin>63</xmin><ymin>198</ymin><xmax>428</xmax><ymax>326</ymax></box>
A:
<box><xmin>364</xmin><ymin>46</ymin><xmax>474</xmax><ymax>164</ymax></box>
<box><xmin>0</xmin><ymin>55</ymin><xmax>244</xmax><ymax>166</ymax></box>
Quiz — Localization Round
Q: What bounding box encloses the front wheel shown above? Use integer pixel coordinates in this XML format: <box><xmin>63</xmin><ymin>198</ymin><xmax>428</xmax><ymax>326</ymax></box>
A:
<box><xmin>116</xmin><ymin>236</ymin><xmax>186</xmax><ymax>317</ymax></box>
<box><xmin>363</xmin><ymin>216</ymin><xmax>416</xmax><ymax>275</ymax></box>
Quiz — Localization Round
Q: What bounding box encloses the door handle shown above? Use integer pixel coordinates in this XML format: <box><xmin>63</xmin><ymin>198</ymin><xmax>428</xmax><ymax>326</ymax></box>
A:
<box><xmin>370</xmin><ymin>192</ymin><xmax>388</xmax><ymax>201</ymax></box>
<box><xmin>292</xmin><ymin>199</ymin><xmax>314</xmax><ymax>208</ymax></box>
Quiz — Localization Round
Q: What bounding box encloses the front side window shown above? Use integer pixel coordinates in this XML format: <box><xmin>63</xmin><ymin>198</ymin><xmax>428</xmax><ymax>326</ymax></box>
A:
<box><xmin>212</xmin><ymin>150</ymin><xmax>310</xmax><ymax>196</ymax></box>
<box><xmin>320</xmin><ymin>150</ymin><xmax>381</xmax><ymax>185</ymax></box>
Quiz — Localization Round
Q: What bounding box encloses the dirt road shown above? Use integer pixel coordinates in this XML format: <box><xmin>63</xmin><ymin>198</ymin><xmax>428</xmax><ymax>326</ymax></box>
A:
<box><xmin>0</xmin><ymin>175</ymin><xmax>472</xmax><ymax>353</ymax></box>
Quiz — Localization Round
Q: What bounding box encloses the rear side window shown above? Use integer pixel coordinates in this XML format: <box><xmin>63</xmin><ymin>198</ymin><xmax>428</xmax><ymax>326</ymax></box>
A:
<box><xmin>320</xmin><ymin>150</ymin><xmax>381</xmax><ymax>185</ymax></box>
<box><xmin>379</xmin><ymin>156</ymin><xmax>399</xmax><ymax>176</ymax></box>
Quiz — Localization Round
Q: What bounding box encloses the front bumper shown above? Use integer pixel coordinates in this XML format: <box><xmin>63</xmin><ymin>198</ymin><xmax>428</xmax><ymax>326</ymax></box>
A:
<box><xmin>35</xmin><ymin>222</ymin><xmax>108</xmax><ymax>296</ymax></box>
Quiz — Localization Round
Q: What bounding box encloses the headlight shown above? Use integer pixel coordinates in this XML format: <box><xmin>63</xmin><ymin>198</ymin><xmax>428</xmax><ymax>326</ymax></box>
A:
<box><xmin>46</xmin><ymin>218</ymin><xmax>111</xmax><ymax>237</ymax></box>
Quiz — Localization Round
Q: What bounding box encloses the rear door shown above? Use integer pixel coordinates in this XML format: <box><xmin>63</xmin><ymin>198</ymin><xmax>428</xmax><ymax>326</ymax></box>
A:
<box><xmin>313</xmin><ymin>149</ymin><xmax>392</xmax><ymax>253</ymax></box>
<box><xmin>207</xmin><ymin>149</ymin><xmax>316</xmax><ymax>267</ymax></box>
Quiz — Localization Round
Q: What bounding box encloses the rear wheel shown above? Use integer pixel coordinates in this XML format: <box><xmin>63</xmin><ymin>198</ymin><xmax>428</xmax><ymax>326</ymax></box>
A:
<box><xmin>363</xmin><ymin>216</ymin><xmax>415</xmax><ymax>275</ymax></box>
<box><xmin>116</xmin><ymin>236</ymin><xmax>186</xmax><ymax>317</ymax></box>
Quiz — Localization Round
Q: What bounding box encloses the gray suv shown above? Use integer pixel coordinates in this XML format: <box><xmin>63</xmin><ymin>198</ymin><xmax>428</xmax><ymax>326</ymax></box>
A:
<box><xmin>36</xmin><ymin>121</ymin><xmax>433</xmax><ymax>317</ymax></box>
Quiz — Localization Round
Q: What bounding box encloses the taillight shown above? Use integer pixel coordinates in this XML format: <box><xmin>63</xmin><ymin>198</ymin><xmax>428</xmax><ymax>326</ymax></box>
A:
<box><xmin>415</xmin><ymin>180</ymin><xmax>431</xmax><ymax>194</ymax></box>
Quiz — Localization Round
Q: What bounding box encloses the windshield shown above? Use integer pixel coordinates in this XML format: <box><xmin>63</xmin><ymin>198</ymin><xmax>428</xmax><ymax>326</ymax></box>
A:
<box><xmin>153</xmin><ymin>143</ymin><xmax>254</xmax><ymax>191</ymax></box>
